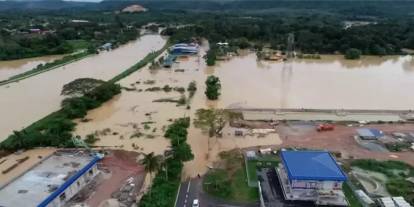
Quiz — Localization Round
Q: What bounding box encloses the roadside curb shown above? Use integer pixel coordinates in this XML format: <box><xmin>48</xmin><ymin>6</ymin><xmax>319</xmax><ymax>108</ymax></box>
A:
<box><xmin>174</xmin><ymin>183</ymin><xmax>181</xmax><ymax>207</ymax></box>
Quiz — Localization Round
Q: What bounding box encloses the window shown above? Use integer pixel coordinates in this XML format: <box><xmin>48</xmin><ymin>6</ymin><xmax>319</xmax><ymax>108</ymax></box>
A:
<box><xmin>59</xmin><ymin>192</ymin><xmax>66</xmax><ymax>201</ymax></box>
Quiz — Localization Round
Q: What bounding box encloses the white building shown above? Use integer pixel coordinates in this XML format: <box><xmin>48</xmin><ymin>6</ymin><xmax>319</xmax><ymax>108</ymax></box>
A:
<box><xmin>0</xmin><ymin>150</ymin><xmax>101</xmax><ymax>207</ymax></box>
<box><xmin>277</xmin><ymin>150</ymin><xmax>348</xmax><ymax>206</ymax></box>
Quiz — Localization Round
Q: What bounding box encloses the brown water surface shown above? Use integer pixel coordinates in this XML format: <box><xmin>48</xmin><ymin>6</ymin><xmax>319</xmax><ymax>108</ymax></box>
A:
<box><xmin>0</xmin><ymin>35</ymin><xmax>166</xmax><ymax>140</ymax></box>
<box><xmin>0</xmin><ymin>55</ymin><xmax>64</xmax><ymax>80</ymax></box>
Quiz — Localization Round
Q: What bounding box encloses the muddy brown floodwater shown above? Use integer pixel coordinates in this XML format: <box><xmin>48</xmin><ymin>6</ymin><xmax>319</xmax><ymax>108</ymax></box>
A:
<box><xmin>0</xmin><ymin>55</ymin><xmax>64</xmax><ymax>80</ymax></box>
<box><xmin>0</xmin><ymin>35</ymin><xmax>166</xmax><ymax>140</ymax></box>
<box><xmin>75</xmin><ymin>45</ymin><xmax>414</xmax><ymax>178</ymax></box>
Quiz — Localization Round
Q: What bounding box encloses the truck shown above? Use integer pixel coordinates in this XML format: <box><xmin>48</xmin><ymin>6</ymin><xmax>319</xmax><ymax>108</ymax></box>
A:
<box><xmin>316</xmin><ymin>123</ymin><xmax>335</xmax><ymax>132</ymax></box>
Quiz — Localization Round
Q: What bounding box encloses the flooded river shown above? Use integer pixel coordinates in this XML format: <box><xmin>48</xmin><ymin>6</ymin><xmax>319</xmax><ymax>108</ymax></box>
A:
<box><xmin>0</xmin><ymin>55</ymin><xmax>64</xmax><ymax>80</ymax></box>
<box><xmin>74</xmin><ymin>45</ymin><xmax>414</xmax><ymax>178</ymax></box>
<box><xmin>0</xmin><ymin>35</ymin><xmax>166</xmax><ymax>140</ymax></box>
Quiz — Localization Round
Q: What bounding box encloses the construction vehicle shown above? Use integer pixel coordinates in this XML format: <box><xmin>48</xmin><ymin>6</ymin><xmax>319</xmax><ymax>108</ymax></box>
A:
<box><xmin>316</xmin><ymin>123</ymin><xmax>335</xmax><ymax>132</ymax></box>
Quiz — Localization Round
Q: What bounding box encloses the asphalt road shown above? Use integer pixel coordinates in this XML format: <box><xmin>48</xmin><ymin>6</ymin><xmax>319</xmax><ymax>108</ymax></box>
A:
<box><xmin>176</xmin><ymin>178</ymin><xmax>201</xmax><ymax>207</ymax></box>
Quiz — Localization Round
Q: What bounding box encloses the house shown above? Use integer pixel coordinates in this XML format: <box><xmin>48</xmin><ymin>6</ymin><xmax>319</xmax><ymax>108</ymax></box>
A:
<box><xmin>356</xmin><ymin>128</ymin><xmax>384</xmax><ymax>140</ymax></box>
<box><xmin>0</xmin><ymin>150</ymin><xmax>101</xmax><ymax>207</ymax></box>
<box><xmin>276</xmin><ymin>150</ymin><xmax>348</xmax><ymax>206</ymax></box>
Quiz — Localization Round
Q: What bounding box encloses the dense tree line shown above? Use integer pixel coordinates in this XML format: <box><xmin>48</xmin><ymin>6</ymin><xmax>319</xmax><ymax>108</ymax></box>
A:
<box><xmin>0</xmin><ymin>11</ymin><xmax>140</xmax><ymax>60</ymax></box>
<box><xmin>139</xmin><ymin>118</ymin><xmax>194</xmax><ymax>207</ymax></box>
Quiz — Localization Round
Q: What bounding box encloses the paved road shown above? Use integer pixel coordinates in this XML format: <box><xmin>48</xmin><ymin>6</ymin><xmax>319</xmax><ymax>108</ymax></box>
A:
<box><xmin>176</xmin><ymin>177</ymin><xmax>257</xmax><ymax>207</ymax></box>
<box><xmin>176</xmin><ymin>178</ymin><xmax>201</xmax><ymax>207</ymax></box>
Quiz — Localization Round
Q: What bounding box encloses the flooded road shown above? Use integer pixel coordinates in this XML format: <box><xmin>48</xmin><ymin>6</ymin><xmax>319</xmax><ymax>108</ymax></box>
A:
<box><xmin>0</xmin><ymin>35</ymin><xmax>166</xmax><ymax>140</ymax></box>
<box><xmin>74</xmin><ymin>46</ymin><xmax>414</xmax><ymax>178</ymax></box>
<box><xmin>0</xmin><ymin>55</ymin><xmax>64</xmax><ymax>80</ymax></box>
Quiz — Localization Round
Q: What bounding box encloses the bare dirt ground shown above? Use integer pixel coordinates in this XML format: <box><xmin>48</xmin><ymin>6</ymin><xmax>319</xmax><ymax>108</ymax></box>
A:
<box><xmin>70</xmin><ymin>150</ymin><xmax>145</xmax><ymax>207</ymax></box>
<box><xmin>277</xmin><ymin>122</ymin><xmax>414</xmax><ymax>166</ymax></box>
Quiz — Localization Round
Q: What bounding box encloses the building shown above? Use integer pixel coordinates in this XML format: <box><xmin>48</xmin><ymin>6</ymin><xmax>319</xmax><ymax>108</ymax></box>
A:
<box><xmin>169</xmin><ymin>43</ymin><xmax>199</xmax><ymax>55</ymax></box>
<box><xmin>356</xmin><ymin>128</ymin><xmax>384</xmax><ymax>140</ymax></box>
<box><xmin>0</xmin><ymin>150</ymin><xmax>101</xmax><ymax>207</ymax></box>
<box><xmin>277</xmin><ymin>150</ymin><xmax>348</xmax><ymax>206</ymax></box>
<box><xmin>379</xmin><ymin>197</ymin><xmax>413</xmax><ymax>207</ymax></box>
<box><xmin>122</xmin><ymin>4</ymin><xmax>148</xmax><ymax>13</ymax></box>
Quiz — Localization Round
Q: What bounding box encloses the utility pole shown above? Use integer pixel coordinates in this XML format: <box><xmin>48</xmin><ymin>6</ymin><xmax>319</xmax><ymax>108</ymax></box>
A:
<box><xmin>286</xmin><ymin>33</ymin><xmax>295</xmax><ymax>59</ymax></box>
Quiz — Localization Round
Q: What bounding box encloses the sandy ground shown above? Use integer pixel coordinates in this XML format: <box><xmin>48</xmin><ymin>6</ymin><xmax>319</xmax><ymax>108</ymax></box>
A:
<box><xmin>277</xmin><ymin>123</ymin><xmax>414</xmax><ymax>166</ymax></box>
<box><xmin>0</xmin><ymin>148</ymin><xmax>55</xmax><ymax>186</ymax></box>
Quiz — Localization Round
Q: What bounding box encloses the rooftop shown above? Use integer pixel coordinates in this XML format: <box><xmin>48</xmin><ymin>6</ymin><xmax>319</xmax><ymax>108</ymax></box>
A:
<box><xmin>356</xmin><ymin>128</ymin><xmax>383</xmax><ymax>138</ymax></box>
<box><xmin>280</xmin><ymin>150</ymin><xmax>347</xmax><ymax>181</ymax></box>
<box><xmin>0</xmin><ymin>150</ymin><xmax>98</xmax><ymax>207</ymax></box>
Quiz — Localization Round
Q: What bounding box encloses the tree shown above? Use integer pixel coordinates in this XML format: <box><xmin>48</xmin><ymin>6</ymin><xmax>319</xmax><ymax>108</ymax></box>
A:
<box><xmin>61</xmin><ymin>78</ymin><xmax>106</xmax><ymax>97</ymax></box>
<box><xmin>141</xmin><ymin>152</ymin><xmax>161</xmax><ymax>197</ymax></box>
<box><xmin>205</xmin><ymin>75</ymin><xmax>221</xmax><ymax>100</ymax></box>
<box><xmin>345</xmin><ymin>48</ymin><xmax>362</xmax><ymax>59</ymax></box>
<box><xmin>206</xmin><ymin>47</ymin><xmax>217</xmax><ymax>66</ymax></box>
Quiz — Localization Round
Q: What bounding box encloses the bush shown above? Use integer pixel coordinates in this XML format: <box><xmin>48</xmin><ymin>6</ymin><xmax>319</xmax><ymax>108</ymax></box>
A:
<box><xmin>345</xmin><ymin>48</ymin><xmax>361</xmax><ymax>59</ymax></box>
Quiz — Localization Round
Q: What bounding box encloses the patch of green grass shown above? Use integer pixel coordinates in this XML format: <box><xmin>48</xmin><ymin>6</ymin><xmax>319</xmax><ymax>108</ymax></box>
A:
<box><xmin>67</xmin><ymin>39</ymin><xmax>90</xmax><ymax>50</ymax></box>
<box><xmin>351</xmin><ymin>159</ymin><xmax>414</xmax><ymax>205</ymax></box>
<box><xmin>342</xmin><ymin>183</ymin><xmax>363</xmax><ymax>207</ymax></box>
<box><xmin>203</xmin><ymin>168</ymin><xmax>258</xmax><ymax>203</ymax></box>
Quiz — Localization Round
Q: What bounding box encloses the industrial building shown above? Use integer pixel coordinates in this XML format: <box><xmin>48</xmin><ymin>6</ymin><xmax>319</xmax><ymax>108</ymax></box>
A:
<box><xmin>0</xmin><ymin>150</ymin><xmax>101</xmax><ymax>207</ymax></box>
<box><xmin>276</xmin><ymin>150</ymin><xmax>348</xmax><ymax>206</ymax></box>
<box><xmin>169</xmin><ymin>43</ymin><xmax>199</xmax><ymax>55</ymax></box>
<box><xmin>356</xmin><ymin>128</ymin><xmax>384</xmax><ymax>140</ymax></box>
<box><xmin>379</xmin><ymin>197</ymin><xmax>412</xmax><ymax>207</ymax></box>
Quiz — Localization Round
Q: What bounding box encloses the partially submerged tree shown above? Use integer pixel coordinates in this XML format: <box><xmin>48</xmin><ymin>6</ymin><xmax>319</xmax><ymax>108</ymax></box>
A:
<box><xmin>345</xmin><ymin>48</ymin><xmax>362</xmax><ymax>60</ymax></box>
<box><xmin>61</xmin><ymin>78</ymin><xmax>105</xmax><ymax>97</ymax></box>
<box><xmin>205</xmin><ymin>75</ymin><xmax>221</xmax><ymax>100</ymax></box>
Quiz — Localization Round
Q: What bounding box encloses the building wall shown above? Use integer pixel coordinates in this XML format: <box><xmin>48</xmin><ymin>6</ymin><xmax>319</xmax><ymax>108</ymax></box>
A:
<box><xmin>47</xmin><ymin>164</ymin><xmax>98</xmax><ymax>207</ymax></box>
<box><xmin>291</xmin><ymin>179</ymin><xmax>343</xmax><ymax>190</ymax></box>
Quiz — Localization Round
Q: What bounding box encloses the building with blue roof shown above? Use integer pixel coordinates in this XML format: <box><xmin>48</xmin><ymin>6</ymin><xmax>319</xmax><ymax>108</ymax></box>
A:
<box><xmin>0</xmin><ymin>150</ymin><xmax>101</xmax><ymax>207</ymax></box>
<box><xmin>276</xmin><ymin>150</ymin><xmax>348</xmax><ymax>206</ymax></box>
<box><xmin>356</xmin><ymin>128</ymin><xmax>384</xmax><ymax>140</ymax></box>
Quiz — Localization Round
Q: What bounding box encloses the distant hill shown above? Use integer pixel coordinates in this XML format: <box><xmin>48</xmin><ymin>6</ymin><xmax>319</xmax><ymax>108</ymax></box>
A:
<box><xmin>1</xmin><ymin>0</ymin><xmax>414</xmax><ymax>17</ymax></box>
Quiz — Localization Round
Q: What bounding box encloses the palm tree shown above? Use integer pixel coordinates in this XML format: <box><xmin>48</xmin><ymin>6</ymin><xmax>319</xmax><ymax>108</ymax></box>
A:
<box><xmin>141</xmin><ymin>152</ymin><xmax>161</xmax><ymax>197</ymax></box>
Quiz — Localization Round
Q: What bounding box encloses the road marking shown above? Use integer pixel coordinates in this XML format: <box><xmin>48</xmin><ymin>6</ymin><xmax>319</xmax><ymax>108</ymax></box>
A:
<box><xmin>187</xmin><ymin>180</ymin><xmax>191</xmax><ymax>193</ymax></box>
<box><xmin>173</xmin><ymin>183</ymin><xmax>181</xmax><ymax>207</ymax></box>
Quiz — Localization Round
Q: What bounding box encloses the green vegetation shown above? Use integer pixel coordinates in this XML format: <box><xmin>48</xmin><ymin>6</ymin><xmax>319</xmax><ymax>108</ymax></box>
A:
<box><xmin>342</xmin><ymin>183</ymin><xmax>363</xmax><ymax>207</ymax></box>
<box><xmin>345</xmin><ymin>48</ymin><xmax>362</xmax><ymax>59</ymax></box>
<box><xmin>139</xmin><ymin>118</ymin><xmax>194</xmax><ymax>207</ymax></box>
<box><xmin>205</xmin><ymin>75</ymin><xmax>221</xmax><ymax>100</ymax></box>
<box><xmin>246</xmin><ymin>157</ymin><xmax>279</xmax><ymax>185</ymax></box>
<box><xmin>206</xmin><ymin>48</ymin><xmax>217</xmax><ymax>66</ymax></box>
<box><xmin>203</xmin><ymin>150</ymin><xmax>258</xmax><ymax>203</ymax></box>
<box><xmin>0</xmin><ymin>81</ymin><xmax>121</xmax><ymax>150</ymax></box>
<box><xmin>351</xmin><ymin>159</ymin><xmax>414</xmax><ymax>204</ymax></box>
<box><xmin>187</xmin><ymin>81</ymin><xmax>197</xmax><ymax>98</ymax></box>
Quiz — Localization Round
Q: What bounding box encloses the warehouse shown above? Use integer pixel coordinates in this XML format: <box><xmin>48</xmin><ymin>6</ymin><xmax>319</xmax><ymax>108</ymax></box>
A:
<box><xmin>0</xmin><ymin>150</ymin><xmax>101</xmax><ymax>207</ymax></box>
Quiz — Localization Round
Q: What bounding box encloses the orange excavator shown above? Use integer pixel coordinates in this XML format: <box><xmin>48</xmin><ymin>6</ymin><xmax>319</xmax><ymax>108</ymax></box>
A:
<box><xmin>316</xmin><ymin>123</ymin><xmax>335</xmax><ymax>132</ymax></box>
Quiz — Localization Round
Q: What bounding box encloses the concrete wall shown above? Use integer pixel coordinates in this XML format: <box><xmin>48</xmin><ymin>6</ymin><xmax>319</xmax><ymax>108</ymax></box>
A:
<box><xmin>47</xmin><ymin>164</ymin><xmax>98</xmax><ymax>207</ymax></box>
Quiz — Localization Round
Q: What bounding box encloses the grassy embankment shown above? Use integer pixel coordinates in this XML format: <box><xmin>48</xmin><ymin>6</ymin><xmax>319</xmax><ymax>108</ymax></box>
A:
<box><xmin>246</xmin><ymin>154</ymin><xmax>279</xmax><ymax>186</ymax></box>
<box><xmin>0</xmin><ymin>42</ymin><xmax>169</xmax><ymax>151</ymax></box>
<box><xmin>0</xmin><ymin>51</ymin><xmax>92</xmax><ymax>86</ymax></box>
<box><xmin>203</xmin><ymin>150</ymin><xmax>259</xmax><ymax>203</ymax></box>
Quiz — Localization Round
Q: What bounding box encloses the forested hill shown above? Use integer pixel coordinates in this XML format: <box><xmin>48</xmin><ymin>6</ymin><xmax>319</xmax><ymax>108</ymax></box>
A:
<box><xmin>1</xmin><ymin>0</ymin><xmax>414</xmax><ymax>17</ymax></box>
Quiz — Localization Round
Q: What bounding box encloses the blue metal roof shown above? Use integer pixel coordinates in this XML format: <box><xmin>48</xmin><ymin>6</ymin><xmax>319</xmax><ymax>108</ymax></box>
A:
<box><xmin>357</xmin><ymin>128</ymin><xmax>383</xmax><ymax>138</ymax></box>
<box><xmin>37</xmin><ymin>156</ymin><xmax>101</xmax><ymax>207</ymax></box>
<box><xmin>281</xmin><ymin>151</ymin><xmax>347</xmax><ymax>181</ymax></box>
